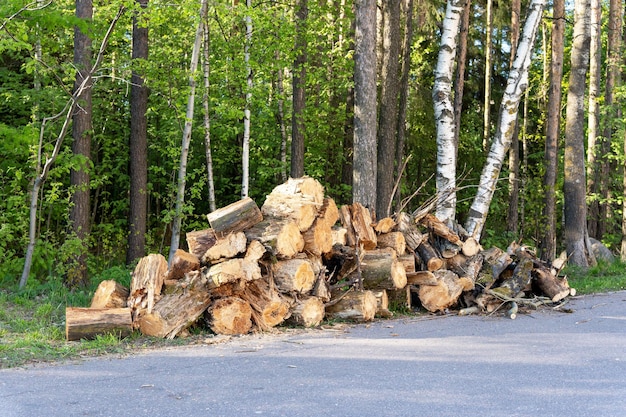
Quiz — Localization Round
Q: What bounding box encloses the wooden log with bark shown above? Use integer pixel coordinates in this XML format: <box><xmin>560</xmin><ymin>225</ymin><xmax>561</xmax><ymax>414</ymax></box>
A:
<box><xmin>285</xmin><ymin>296</ymin><xmax>325</xmax><ymax>327</ymax></box>
<box><xmin>127</xmin><ymin>253</ymin><xmax>168</xmax><ymax>322</ymax></box>
<box><xmin>206</xmin><ymin>296</ymin><xmax>253</xmax><ymax>335</ymax></box>
<box><xmin>186</xmin><ymin>228</ymin><xmax>217</xmax><ymax>260</ymax></box>
<box><xmin>376</xmin><ymin>231</ymin><xmax>406</xmax><ymax>255</ymax></box>
<box><xmin>205</xmin><ymin>257</ymin><xmax>262</xmax><ymax>288</ymax></box>
<box><xmin>303</xmin><ymin>198</ymin><xmax>339</xmax><ymax>255</ymax></box>
<box><xmin>90</xmin><ymin>280</ymin><xmax>129</xmax><ymax>308</ymax></box>
<box><xmin>418</xmin><ymin>270</ymin><xmax>471</xmax><ymax>312</ymax></box>
<box><xmin>396</xmin><ymin>212</ymin><xmax>426</xmax><ymax>251</ymax></box>
<box><xmin>372</xmin><ymin>289</ymin><xmax>392</xmax><ymax>318</ymax></box>
<box><xmin>406</xmin><ymin>270</ymin><xmax>438</xmax><ymax>286</ymax></box>
<box><xmin>261</xmin><ymin>177</ymin><xmax>324</xmax><ymax>232</ymax></box>
<box><xmin>166</xmin><ymin>249</ymin><xmax>200</xmax><ymax>280</ymax></box>
<box><xmin>416</xmin><ymin>240</ymin><xmax>444</xmax><ymax>271</ymax></box>
<box><xmin>533</xmin><ymin>268</ymin><xmax>571</xmax><ymax>302</ymax></box>
<box><xmin>65</xmin><ymin>307</ymin><xmax>132</xmax><ymax>341</ymax></box>
<box><xmin>340</xmin><ymin>202</ymin><xmax>377</xmax><ymax>250</ymax></box>
<box><xmin>374</xmin><ymin>217</ymin><xmax>396</xmax><ymax>233</ymax></box>
<box><xmin>240</xmin><ymin>278</ymin><xmax>291</xmax><ymax>331</ymax></box>
<box><xmin>137</xmin><ymin>270</ymin><xmax>213</xmax><ymax>338</ymax></box>
<box><xmin>202</xmin><ymin>232</ymin><xmax>247</xmax><ymax>264</ymax></box>
<box><xmin>207</xmin><ymin>197</ymin><xmax>263</xmax><ymax>237</ymax></box>
<box><xmin>325</xmin><ymin>289</ymin><xmax>377</xmax><ymax>322</ymax></box>
<box><xmin>244</xmin><ymin>218</ymin><xmax>304</xmax><ymax>259</ymax></box>
<box><xmin>272</xmin><ymin>256</ymin><xmax>316</xmax><ymax>294</ymax></box>
<box><xmin>351</xmin><ymin>248</ymin><xmax>407</xmax><ymax>290</ymax></box>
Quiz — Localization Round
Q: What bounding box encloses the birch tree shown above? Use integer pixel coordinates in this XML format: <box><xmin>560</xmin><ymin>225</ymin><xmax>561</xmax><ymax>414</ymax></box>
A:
<box><xmin>168</xmin><ymin>0</ymin><xmax>208</xmax><ymax>264</ymax></box>
<box><xmin>241</xmin><ymin>0</ymin><xmax>252</xmax><ymax>197</ymax></box>
<box><xmin>202</xmin><ymin>16</ymin><xmax>216</xmax><ymax>213</ymax></box>
<box><xmin>432</xmin><ymin>0</ymin><xmax>465</xmax><ymax>223</ymax></box>
<box><xmin>464</xmin><ymin>0</ymin><xmax>545</xmax><ymax>240</ymax></box>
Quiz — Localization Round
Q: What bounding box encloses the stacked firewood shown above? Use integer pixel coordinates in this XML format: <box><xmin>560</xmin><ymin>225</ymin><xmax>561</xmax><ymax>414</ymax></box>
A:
<box><xmin>65</xmin><ymin>177</ymin><xmax>574</xmax><ymax>341</ymax></box>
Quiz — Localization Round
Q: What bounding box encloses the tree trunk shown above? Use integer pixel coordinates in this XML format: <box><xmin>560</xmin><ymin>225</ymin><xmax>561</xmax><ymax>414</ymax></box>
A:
<box><xmin>127</xmin><ymin>0</ymin><xmax>149</xmax><ymax>265</ymax></box>
<box><xmin>291</xmin><ymin>0</ymin><xmax>307</xmax><ymax>178</ymax></box>
<box><xmin>586</xmin><ymin>0</ymin><xmax>601</xmax><ymax>239</ymax></box>
<box><xmin>564</xmin><ymin>0</ymin><xmax>591</xmax><ymax>268</ymax></box>
<box><xmin>452</xmin><ymin>0</ymin><xmax>470</xmax><ymax>160</ymax></box>
<box><xmin>68</xmin><ymin>0</ymin><xmax>94</xmax><ymax>288</ymax></box>
<box><xmin>202</xmin><ymin>20</ymin><xmax>216</xmax><ymax>213</ymax></box>
<box><xmin>433</xmin><ymin>0</ymin><xmax>464</xmax><ymax>222</ymax></box>
<box><xmin>540</xmin><ymin>0</ymin><xmax>565</xmax><ymax>263</ymax></box>
<box><xmin>376</xmin><ymin>0</ymin><xmax>401</xmax><ymax>218</ymax></box>
<box><xmin>482</xmin><ymin>0</ymin><xmax>493</xmax><ymax>153</ymax></box>
<box><xmin>241</xmin><ymin>0</ymin><xmax>253</xmax><ymax>197</ymax></box>
<box><xmin>353</xmin><ymin>0</ymin><xmax>378</xmax><ymax>209</ymax></box>
<box><xmin>168</xmin><ymin>0</ymin><xmax>208</xmax><ymax>264</ymax></box>
<box><xmin>394</xmin><ymin>0</ymin><xmax>415</xmax><ymax>211</ymax></box>
<box><xmin>464</xmin><ymin>0</ymin><xmax>546</xmax><ymax>240</ymax></box>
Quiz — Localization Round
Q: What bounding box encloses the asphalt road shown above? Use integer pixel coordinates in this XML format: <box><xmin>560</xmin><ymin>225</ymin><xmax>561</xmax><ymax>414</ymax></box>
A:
<box><xmin>1</xmin><ymin>291</ymin><xmax>625</xmax><ymax>417</ymax></box>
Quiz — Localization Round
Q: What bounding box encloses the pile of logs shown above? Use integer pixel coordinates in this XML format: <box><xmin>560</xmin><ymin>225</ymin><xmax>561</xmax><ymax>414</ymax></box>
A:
<box><xmin>65</xmin><ymin>177</ymin><xmax>575</xmax><ymax>341</ymax></box>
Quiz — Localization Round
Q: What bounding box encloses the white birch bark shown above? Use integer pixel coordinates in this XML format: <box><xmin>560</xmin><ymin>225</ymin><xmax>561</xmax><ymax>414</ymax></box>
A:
<box><xmin>202</xmin><ymin>19</ymin><xmax>216</xmax><ymax>213</ymax></box>
<box><xmin>433</xmin><ymin>0</ymin><xmax>464</xmax><ymax>222</ymax></box>
<box><xmin>464</xmin><ymin>0</ymin><xmax>546</xmax><ymax>240</ymax></box>
<box><xmin>241</xmin><ymin>0</ymin><xmax>252</xmax><ymax>198</ymax></box>
<box><xmin>168</xmin><ymin>0</ymin><xmax>208</xmax><ymax>264</ymax></box>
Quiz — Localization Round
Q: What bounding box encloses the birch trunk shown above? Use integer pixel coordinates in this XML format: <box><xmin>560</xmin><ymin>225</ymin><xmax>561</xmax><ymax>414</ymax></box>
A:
<box><xmin>202</xmin><ymin>20</ymin><xmax>216</xmax><ymax>213</ymax></box>
<box><xmin>586</xmin><ymin>0</ymin><xmax>601</xmax><ymax>239</ymax></box>
<box><xmin>464</xmin><ymin>0</ymin><xmax>546</xmax><ymax>240</ymax></box>
<box><xmin>241</xmin><ymin>0</ymin><xmax>253</xmax><ymax>198</ymax></box>
<box><xmin>168</xmin><ymin>0</ymin><xmax>208</xmax><ymax>264</ymax></box>
<box><xmin>433</xmin><ymin>0</ymin><xmax>465</xmax><ymax>223</ymax></box>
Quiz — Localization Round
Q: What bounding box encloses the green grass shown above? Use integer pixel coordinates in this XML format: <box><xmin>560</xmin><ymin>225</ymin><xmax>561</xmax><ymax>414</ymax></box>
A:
<box><xmin>2</xmin><ymin>259</ymin><xmax>626</xmax><ymax>369</ymax></box>
<box><xmin>565</xmin><ymin>260</ymin><xmax>626</xmax><ymax>294</ymax></box>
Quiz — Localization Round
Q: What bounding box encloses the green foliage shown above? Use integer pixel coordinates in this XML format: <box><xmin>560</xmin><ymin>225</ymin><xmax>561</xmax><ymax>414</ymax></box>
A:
<box><xmin>566</xmin><ymin>260</ymin><xmax>626</xmax><ymax>295</ymax></box>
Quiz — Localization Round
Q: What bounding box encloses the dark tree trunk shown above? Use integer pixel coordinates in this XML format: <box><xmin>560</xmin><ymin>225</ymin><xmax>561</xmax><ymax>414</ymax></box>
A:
<box><xmin>506</xmin><ymin>0</ymin><xmax>521</xmax><ymax>235</ymax></box>
<box><xmin>540</xmin><ymin>0</ymin><xmax>565</xmax><ymax>263</ymax></box>
<box><xmin>291</xmin><ymin>0</ymin><xmax>307</xmax><ymax>178</ymax></box>
<box><xmin>376</xmin><ymin>0</ymin><xmax>401</xmax><ymax>218</ymax></box>
<box><xmin>127</xmin><ymin>0</ymin><xmax>149</xmax><ymax>265</ymax></box>
<box><xmin>68</xmin><ymin>0</ymin><xmax>93</xmax><ymax>288</ymax></box>
<box><xmin>353</xmin><ymin>0</ymin><xmax>378</xmax><ymax>209</ymax></box>
<box><xmin>452</xmin><ymin>0</ymin><xmax>470</xmax><ymax>158</ymax></box>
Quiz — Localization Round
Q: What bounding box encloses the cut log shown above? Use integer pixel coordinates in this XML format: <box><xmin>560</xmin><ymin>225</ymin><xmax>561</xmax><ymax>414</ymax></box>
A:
<box><xmin>406</xmin><ymin>270</ymin><xmax>437</xmax><ymax>286</ymax></box>
<box><xmin>202</xmin><ymin>232</ymin><xmax>247</xmax><ymax>264</ymax></box>
<box><xmin>137</xmin><ymin>270</ymin><xmax>213</xmax><ymax>338</ymax></box>
<box><xmin>240</xmin><ymin>278</ymin><xmax>291</xmax><ymax>331</ymax></box>
<box><xmin>266</xmin><ymin>176</ymin><xmax>325</xmax><ymax>204</ymax></box>
<box><xmin>261</xmin><ymin>186</ymin><xmax>320</xmax><ymax>232</ymax></box>
<box><xmin>244</xmin><ymin>239</ymin><xmax>266</xmax><ymax>263</ymax></box>
<box><xmin>416</xmin><ymin>240</ymin><xmax>444</xmax><ymax>271</ymax></box>
<box><xmin>65</xmin><ymin>307</ymin><xmax>132</xmax><ymax>341</ymax></box>
<box><xmin>396</xmin><ymin>212</ymin><xmax>426</xmax><ymax>251</ymax></box>
<box><xmin>374</xmin><ymin>217</ymin><xmax>396</xmax><ymax>233</ymax></box>
<box><xmin>127</xmin><ymin>253</ymin><xmax>167</xmax><ymax>321</ymax></box>
<box><xmin>387</xmin><ymin>286</ymin><xmax>412</xmax><ymax>310</ymax></box>
<box><xmin>244</xmin><ymin>218</ymin><xmax>304</xmax><ymax>259</ymax></box>
<box><xmin>376</xmin><ymin>232</ymin><xmax>406</xmax><ymax>255</ymax></box>
<box><xmin>302</xmin><ymin>198</ymin><xmax>338</xmax><ymax>255</ymax></box>
<box><xmin>350</xmin><ymin>248</ymin><xmax>407</xmax><ymax>290</ymax></box>
<box><xmin>491</xmin><ymin>257</ymin><xmax>533</xmax><ymax>298</ymax></box>
<box><xmin>419</xmin><ymin>214</ymin><xmax>462</xmax><ymax>245</ymax></box>
<box><xmin>325</xmin><ymin>289</ymin><xmax>377</xmax><ymax>322</ymax></box>
<box><xmin>207</xmin><ymin>296</ymin><xmax>253</xmax><ymax>335</ymax></box>
<box><xmin>418</xmin><ymin>270</ymin><xmax>465</xmax><ymax>313</ymax></box>
<box><xmin>331</xmin><ymin>227</ymin><xmax>348</xmax><ymax>246</ymax></box>
<box><xmin>206</xmin><ymin>197</ymin><xmax>263</xmax><ymax>237</ymax></box>
<box><xmin>461</xmin><ymin>237</ymin><xmax>481</xmax><ymax>257</ymax></box>
<box><xmin>323</xmin><ymin>244</ymin><xmax>360</xmax><ymax>284</ymax></box>
<box><xmin>340</xmin><ymin>202</ymin><xmax>377</xmax><ymax>249</ymax></box>
<box><xmin>372</xmin><ymin>289</ymin><xmax>392</xmax><ymax>318</ymax></box>
<box><xmin>205</xmin><ymin>257</ymin><xmax>262</xmax><ymax>289</ymax></box>
<box><xmin>445</xmin><ymin>253</ymin><xmax>483</xmax><ymax>286</ymax></box>
<box><xmin>285</xmin><ymin>296</ymin><xmax>325</xmax><ymax>327</ymax></box>
<box><xmin>533</xmin><ymin>268</ymin><xmax>571</xmax><ymax>302</ymax></box>
<box><xmin>90</xmin><ymin>280</ymin><xmax>129</xmax><ymax>309</ymax></box>
<box><xmin>397</xmin><ymin>253</ymin><xmax>416</xmax><ymax>274</ymax></box>
<box><xmin>272</xmin><ymin>257</ymin><xmax>316</xmax><ymax>293</ymax></box>
<box><xmin>483</xmin><ymin>246</ymin><xmax>512</xmax><ymax>281</ymax></box>
<box><xmin>166</xmin><ymin>249</ymin><xmax>200</xmax><ymax>280</ymax></box>
<box><xmin>186</xmin><ymin>228</ymin><xmax>217</xmax><ymax>260</ymax></box>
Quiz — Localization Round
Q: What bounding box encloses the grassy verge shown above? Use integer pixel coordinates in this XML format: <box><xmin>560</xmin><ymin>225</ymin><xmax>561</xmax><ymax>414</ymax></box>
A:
<box><xmin>2</xmin><ymin>260</ymin><xmax>625</xmax><ymax>369</ymax></box>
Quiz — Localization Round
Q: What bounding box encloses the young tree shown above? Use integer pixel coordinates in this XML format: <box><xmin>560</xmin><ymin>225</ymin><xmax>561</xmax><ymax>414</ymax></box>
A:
<box><xmin>241</xmin><ymin>0</ymin><xmax>252</xmax><ymax>197</ymax></box>
<box><xmin>202</xmin><ymin>17</ymin><xmax>216</xmax><ymax>213</ymax></box>
<box><xmin>465</xmin><ymin>0</ymin><xmax>546</xmax><ymax>240</ymax></box>
<box><xmin>291</xmin><ymin>0</ymin><xmax>307</xmax><ymax>179</ymax></box>
<box><xmin>353</xmin><ymin>0</ymin><xmax>378</xmax><ymax>209</ymax></box>
<box><xmin>376</xmin><ymin>0</ymin><xmax>401</xmax><ymax>218</ymax></box>
<box><xmin>433</xmin><ymin>0</ymin><xmax>465</xmax><ymax>223</ymax></box>
<box><xmin>563</xmin><ymin>0</ymin><xmax>591</xmax><ymax>267</ymax></box>
<box><xmin>482</xmin><ymin>0</ymin><xmax>493</xmax><ymax>152</ymax></box>
<box><xmin>127</xmin><ymin>0</ymin><xmax>149</xmax><ymax>265</ymax></box>
<box><xmin>67</xmin><ymin>0</ymin><xmax>94</xmax><ymax>288</ymax></box>
<box><xmin>168</xmin><ymin>0</ymin><xmax>208</xmax><ymax>264</ymax></box>
<box><xmin>452</xmin><ymin>0</ymin><xmax>471</xmax><ymax>158</ymax></box>
<box><xmin>539</xmin><ymin>0</ymin><xmax>565</xmax><ymax>263</ymax></box>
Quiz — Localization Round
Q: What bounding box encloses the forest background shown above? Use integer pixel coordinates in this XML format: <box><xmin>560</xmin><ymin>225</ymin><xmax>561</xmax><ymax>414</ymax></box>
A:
<box><xmin>1</xmin><ymin>0</ymin><xmax>625</xmax><ymax>291</ymax></box>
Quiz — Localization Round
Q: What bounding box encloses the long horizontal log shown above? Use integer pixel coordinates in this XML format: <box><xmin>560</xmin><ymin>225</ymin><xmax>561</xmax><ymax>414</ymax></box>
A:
<box><xmin>66</xmin><ymin>307</ymin><xmax>132</xmax><ymax>341</ymax></box>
